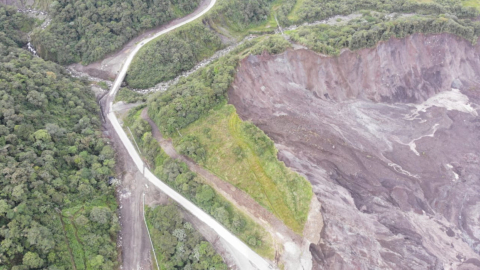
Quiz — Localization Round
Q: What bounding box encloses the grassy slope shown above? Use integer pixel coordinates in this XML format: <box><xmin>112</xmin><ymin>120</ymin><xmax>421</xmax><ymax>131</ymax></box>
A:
<box><xmin>174</xmin><ymin>104</ymin><xmax>313</xmax><ymax>234</ymax></box>
<box><xmin>287</xmin><ymin>0</ymin><xmax>306</xmax><ymax>21</ymax></box>
<box><xmin>141</xmin><ymin>35</ymin><xmax>312</xmax><ymax>234</ymax></box>
<box><xmin>463</xmin><ymin>0</ymin><xmax>480</xmax><ymax>9</ymax></box>
<box><xmin>123</xmin><ymin>107</ymin><xmax>275</xmax><ymax>258</ymax></box>
<box><xmin>126</xmin><ymin>22</ymin><xmax>223</xmax><ymax>88</ymax></box>
<box><xmin>61</xmin><ymin>197</ymin><xmax>118</xmax><ymax>269</ymax></box>
<box><xmin>288</xmin><ymin>0</ymin><xmax>480</xmax><ymax>21</ymax></box>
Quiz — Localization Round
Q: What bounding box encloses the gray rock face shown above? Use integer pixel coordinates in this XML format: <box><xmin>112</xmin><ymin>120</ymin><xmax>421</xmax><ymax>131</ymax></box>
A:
<box><xmin>229</xmin><ymin>33</ymin><xmax>480</xmax><ymax>269</ymax></box>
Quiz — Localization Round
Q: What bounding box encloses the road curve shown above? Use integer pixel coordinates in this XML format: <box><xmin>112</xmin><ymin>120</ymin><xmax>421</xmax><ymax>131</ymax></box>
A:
<box><xmin>103</xmin><ymin>1</ymin><xmax>274</xmax><ymax>269</ymax></box>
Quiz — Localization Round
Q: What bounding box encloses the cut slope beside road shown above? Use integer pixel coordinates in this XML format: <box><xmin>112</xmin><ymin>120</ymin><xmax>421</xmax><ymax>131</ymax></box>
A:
<box><xmin>100</xmin><ymin>0</ymin><xmax>275</xmax><ymax>269</ymax></box>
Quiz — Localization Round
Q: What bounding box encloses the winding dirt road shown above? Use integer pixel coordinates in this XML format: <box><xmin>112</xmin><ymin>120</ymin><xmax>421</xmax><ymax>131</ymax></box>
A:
<box><xmin>99</xmin><ymin>0</ymin><xmax>275</xmax><ymax>269</ymax></box>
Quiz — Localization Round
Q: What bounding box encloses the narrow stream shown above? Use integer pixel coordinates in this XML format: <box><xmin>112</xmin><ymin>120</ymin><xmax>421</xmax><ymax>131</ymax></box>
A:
<box><xmin>26</xmin><ymin>40</ymin><xmax>38</xmax><ymax>57</ymax></box>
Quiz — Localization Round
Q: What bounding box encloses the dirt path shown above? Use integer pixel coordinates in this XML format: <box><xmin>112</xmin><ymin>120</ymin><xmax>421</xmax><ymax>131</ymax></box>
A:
<box><xmin>69</xmin><ymin>208</ymin><xmax>87</xmax><ymax>269</ymax></box>
<box><xmin>110</xmin><ymin>104</ymin><xmax>248</xmax><ymax>270</ymax></box>
<box><xmin>140</xmin><ymin>108</ymin><xmax>306</xmax><ymax>254</ymax></box>
<box><xmin>113</xmin><ymin>126</ymin><xmax>154</xmax><ymax>270</ymax></box>
<box><xmin>69</xmin><ymin>0</ymin><xmax>212</xmax><ymax>80</ymax></box>
<box><xmin>58</xmin><ymin>213</ymin><xmax>78</xmax><ymax>270</ymax></box>
<box><xmin>112</xmin><ymin>107</ymin><xmax>254</xmax><ymax>269</ymax></box>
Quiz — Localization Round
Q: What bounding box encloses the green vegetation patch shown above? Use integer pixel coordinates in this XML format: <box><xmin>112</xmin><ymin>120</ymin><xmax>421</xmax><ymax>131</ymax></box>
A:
<box><xmin>124</xmin><ymin>107</ymin><xmax>274</xmax><ymax>258</ymax></box>
<box><xmin>175</xmin><ymin>104</ymin><xmax>313</xmax><ymax>233</ymax></box>
<box><xmin>145</xmin><ymin>35</ymin><xmax>312</xmax><ymax>233</ymax></box>
<box><xmin>127</xmin><ymin>0</ymin><xmax>480</xmax><ymax>90</ymax></box>
<box><xmin>288</xmin><ymin>12</ymin><xmax>480</xmax><ymax>56</ymax></box>
<box><xmin>146</xmin><ymin>204</ymin><xmax>227</xmax><ymax>269</ymax></box>
<box><xmin>127</xmin><ymin>0</ymin><xmax>296</xmax><ymax>89</ymax></box>
<box><xmin>462</xmin><ymin>0</ymin><xmax>480</xmax><ymax>9</ymax></box>
<box><xmin>31</xmin><ymin>0</ymin><xmax>201</xmax><ymax>65</ymax></box>
<box><xmin>126</xmin><ymin>22</ymin><xmax>223</xmax><ymax>89</ymax></box>
<box><xmin>0</xmin><ymin>6</ymin><xmax>35</xmax><ymax>46</ymax></box>
<box><xmin>115</xmin><ymin>87</ymin><xmax>147</xmax><ymax>104</ymax></box>
<box><xmin>0</xmin><ymin>7</ymin><xmax>118</xmax><ymax>269</ymax></box>
<box><xmin>96</xmin><ymin>81</ymin><xmax>109</xmax><ymax>90</ymax></box>
<box><xmin>290</xmin><ymin>0</ymin><xmax>478</xmax><ymax>24</ymax></box>
<box><xmin>146</xmin><ymin>35</ymin><xmax>291</xmax><ymax>130</ymax></box>
<box><xmin>206</xmin><ymin>0</ymin><xmax>276</xmax><ymax>36</ymax></box>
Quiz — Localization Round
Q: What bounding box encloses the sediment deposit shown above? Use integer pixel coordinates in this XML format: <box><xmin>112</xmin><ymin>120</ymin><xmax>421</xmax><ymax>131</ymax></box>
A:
<box><xmin>229</xmin><ymin>33</ymin><xmax>480</xmax><ymax>269</ymax></box>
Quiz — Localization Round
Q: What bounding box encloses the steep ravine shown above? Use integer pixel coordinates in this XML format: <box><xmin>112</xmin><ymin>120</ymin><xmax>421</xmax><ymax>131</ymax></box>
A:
<box><xmin>229</xmin><ymin>33</ymin><xmax>480</xmax><ymax>269</ymax></box>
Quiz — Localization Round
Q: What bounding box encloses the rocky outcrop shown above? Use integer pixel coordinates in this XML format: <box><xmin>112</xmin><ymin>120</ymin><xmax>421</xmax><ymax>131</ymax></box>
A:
<box><xmin>229</xmin><ymin>33</ymin><xmax>480</xmax><ymax>269</ymax></box>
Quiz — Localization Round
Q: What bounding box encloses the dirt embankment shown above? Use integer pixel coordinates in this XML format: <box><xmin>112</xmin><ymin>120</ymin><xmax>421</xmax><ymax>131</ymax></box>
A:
<box><xmin>229</xmin><ymin>33</ymin><xmax>480</xmax><ymax>269</ymax></box>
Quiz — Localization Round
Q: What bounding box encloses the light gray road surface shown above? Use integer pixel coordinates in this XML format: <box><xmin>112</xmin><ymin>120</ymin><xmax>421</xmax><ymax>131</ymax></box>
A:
<box><xmin>102</xmin><ymin>0</ymin><xmax>275</xmax><ymax>269</ymax></box>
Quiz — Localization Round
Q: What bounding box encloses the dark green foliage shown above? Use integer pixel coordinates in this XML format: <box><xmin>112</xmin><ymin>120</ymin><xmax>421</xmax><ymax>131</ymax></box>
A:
<box><xmin>126</xmin><ymin>0</ymin><xmax>284</xmax><ymax>89</ymax></box>
<box><xmin>147</xmin><ymin>35</ymin><xmax>291</xmax><ymax>135</ymax></box>
<box><xmin>125</xmin><ymin>109</ymin><xmax>268</xmax><ymax>251</ymax></box>
<box><xmin>275</xmin><ymin>0</ymin><xmax>297</xmax><ymax>26</ymax></box>
<box><xmin>242</xmin><ymin>122</ymin><xmax>274</xmax><ymax>157</ymax></box>
<box><xmin>177</xmin><ymin>135</ymin><xmax>207</xmax><ymax>162</ymax></box>
<box><xmin>147</xmin><ymin>56</ymin><xmax>236</xmax><ymax>134</ymax></box>
<box><xmin>126</xmin><ymin>23</ymin><xmax>223</xmax><ymax>88</ymax></box>
<box><xmin>296</xmin><ymin>0</ymin><xmax>478</xmax><ymax>23</ymax></box>
<box><xmin>115</xmin><ymin>87</ymin><xmax>147</xmax><ymax>104</ymax></box>
<box><xmin>249</xmin><ymin>35</ymin><xmax>292</xmax><ymax>55</ymax></box>
<box><xmin>290</xmin><ymin>12</ymin><xmax>480</xmax><ymax>56</ymax></box>
<box><xmin>0</xmin><ymin>5</ymin><xmax>35</xmax><ymax>47</ymax></box>
<box><xmin>32</xmin><ymin>0</ymin><xmax>201</xmax><ymax>64</ymax></box>
<box><xmin>208</xmin><ymin>0</ymin><xmax>275</xmax><ymax>31</ymax></box>
<box><xmin>233</xmin><ymin>146</ymin><xmax>245</xmax><ymax>161</ymax></box>
<box><xmin>202</xmin><ymin>127</ymin><xmax>212</xmax><ymax>139</ymax></box>
<box><xmin>0</xmin><ymin>8</ymin><xmax>117</xmax><ymax>269</ymax></box>
<box><xmin>123</xmin><ymin>107</ymin><xmax>166</xmax><ymax>168</ymax></box>
<box><xmin>152</xmin><ymin>157</ymin><xmax>266</xmax><ymax>248</ymax></box>
<box><xmin>146</xmin><ymin>204</ymin><xmax>227</xmax><ymax>270</ymax></box>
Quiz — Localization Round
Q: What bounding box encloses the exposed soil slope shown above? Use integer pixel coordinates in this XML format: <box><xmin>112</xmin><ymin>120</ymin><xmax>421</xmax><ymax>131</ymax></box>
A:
<box><xmin>229</xmin><ymin>33</ymin><xmax>480</xmax><ymax>269</ymax></box>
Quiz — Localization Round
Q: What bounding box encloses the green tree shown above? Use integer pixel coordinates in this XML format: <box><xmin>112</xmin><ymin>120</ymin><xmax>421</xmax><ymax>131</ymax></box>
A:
<box><xmin>23</xmin><ymin>252</ymin><xmax>44</xmax><ymax>269</ymax></box>
<box><xmin>0</xmin><ymin>199</ymin><xmax>9</xmax><ymax>216</ymax></box>
<box><xmin>90</xmin><ymin>207</ymin><xmax>112</xmax><ymax>225</ymax></box>
<box><xmin>195</xmin><ymin>185</ymin><xmax>214</xmax><ymax>207</ymax></box>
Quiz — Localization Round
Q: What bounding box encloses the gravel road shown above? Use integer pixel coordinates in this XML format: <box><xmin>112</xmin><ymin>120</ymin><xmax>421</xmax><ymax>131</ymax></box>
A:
<box><xmin>98</xmin><ymin>0</ymin><xmax>276</xmax><ymax>268</ymax></box>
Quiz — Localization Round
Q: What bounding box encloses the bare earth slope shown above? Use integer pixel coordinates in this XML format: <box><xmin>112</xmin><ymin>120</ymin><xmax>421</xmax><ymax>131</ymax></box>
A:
<box><xmin>229</xmin><ymin>33</ymin><xmax>480</xmax><ymax>269</ymax></box>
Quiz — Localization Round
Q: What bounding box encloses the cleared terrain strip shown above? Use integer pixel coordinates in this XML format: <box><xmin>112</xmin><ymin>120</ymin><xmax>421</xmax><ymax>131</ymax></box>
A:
<box><xmin>102</xmin><ymin>0</ymin><xmax>275</xmax><ymax>268</ymax></box>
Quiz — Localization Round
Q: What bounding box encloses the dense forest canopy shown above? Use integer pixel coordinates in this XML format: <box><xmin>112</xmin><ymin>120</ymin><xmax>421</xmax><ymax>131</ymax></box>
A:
<box><xmin>126</xmin><ymin>22</ymin><xmax>223</xmax><ymax>89</ymax></box>
<box><xmin>32</xmin><ymin>0</ymin><xmax>200</xmax><ymax>65</ymax></box>
<box><xmin>289</xmin><ymin>11</ymin><xmax>480</xmax><ymax>55</ymax></box>
<box><xmin>294</xmin><ymin>0</ymin><xmax>479</xmax><ymax>23</ymax></box>
<box><xmin>207</xmin><ymin>0</ymin><xmax>275</xmax><ymax>31</ymax></box>
<box><xmin>147</xmin><ymin>35</ymin><xmax>291</xmax><ymax>134</ymax></box>
<box><xmin>0</xmin><ymin>6</ymin><xmax>118</xmax><ymax>269</ymax></box>
<box><xmin>146</xmin><ymin>204</ymin><xmax>227</xmax><ymax>270</ymax></box>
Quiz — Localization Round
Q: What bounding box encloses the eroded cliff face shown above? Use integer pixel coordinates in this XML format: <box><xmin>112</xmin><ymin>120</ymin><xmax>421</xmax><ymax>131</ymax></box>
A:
<box><xmin>229</xmin><ymin>34</ymin><xmax>480</xmax><ymax>269</ymax></box>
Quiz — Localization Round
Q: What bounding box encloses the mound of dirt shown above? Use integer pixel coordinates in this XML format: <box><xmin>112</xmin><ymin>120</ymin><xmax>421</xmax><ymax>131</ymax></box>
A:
<box><xmin>229</xmin><ymin>33</ymin><xmax>480</xmax><ymax>269</ymax></box>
